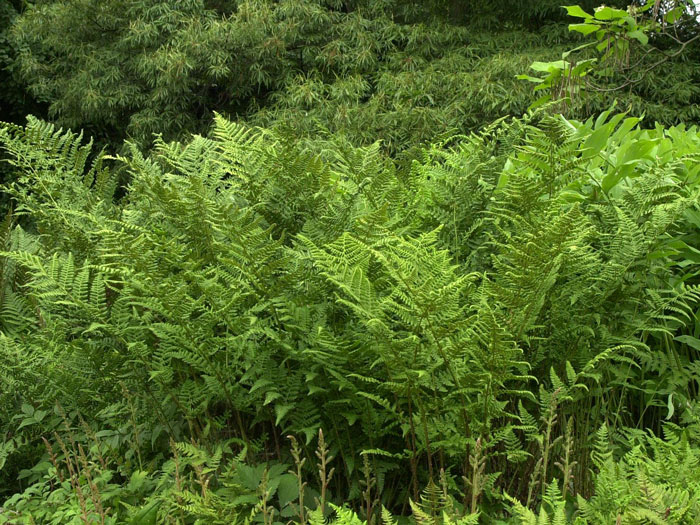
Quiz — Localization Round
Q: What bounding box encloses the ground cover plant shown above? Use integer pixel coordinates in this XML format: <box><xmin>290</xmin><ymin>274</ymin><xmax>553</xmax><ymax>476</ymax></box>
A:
<box><xmin>1</xmin><ymin>106</ymin><xmax>700</xmax><ymax>523</ymax></box>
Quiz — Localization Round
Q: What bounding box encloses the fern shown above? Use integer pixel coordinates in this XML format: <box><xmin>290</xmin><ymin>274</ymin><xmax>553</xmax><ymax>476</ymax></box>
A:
<box><xmin>3</xmin><ymin>111</ymin><xmax>700</xmax><ymax>521</ymax></box>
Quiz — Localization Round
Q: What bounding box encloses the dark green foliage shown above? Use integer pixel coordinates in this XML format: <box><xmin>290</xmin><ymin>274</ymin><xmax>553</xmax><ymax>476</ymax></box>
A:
<box><xmin>0</xmin><ymin>1</ymin><xmax>27</xmax><ymax>122</ymax></box>
<box><xmin>0</xmin><ymin>0</ymin><xmax>44</xmax><ymax>125</ymax></box>
<box><xmin>7</xmin><ymin>0</ymin><xmax>542</xmax><ymax>150</ymax></box>
<box><xmin>0</xmin><ymin>0</ymin><xmax>45</xmax><ymax>215</ymax></box>
<box><xmin>8</xmin><ymin>0</ymin><xmax>698</xmax><ymax>156</ymax></box>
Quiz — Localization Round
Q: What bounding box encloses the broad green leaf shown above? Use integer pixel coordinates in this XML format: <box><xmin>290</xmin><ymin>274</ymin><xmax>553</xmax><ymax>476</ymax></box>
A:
<box><xmin>665</xmin><ymin>6</ymin><xmax>684</xmax><ymax>23</ymax></box>
<box><xmin>516</xmin><ymin>74</ymin><xmax>545</xmax><ymax>84</ymax></box>
<box><xmin>571</xmin><ymin>58</ymin><xmax>596</xmax><ymax>76</ymax></box>
<box><xmin>564</xmin><ymin>5</ymin><xmax>592</xmax><ymax>19</ymax></box>
<box><xmin>563</xmin><ymin>41</ymin><xmax>596</xmax><ymax>58</ymax></box>
<box><xmin>603</xmin><ymin>111</ymin><xmax>629</xmax><ymax>135</ymax></box>
<box><xmin>277</xmin><ymin>474</ymin><xmax>299</xmax><ymax>508</ymax></box>
<box><xmin>534</xmin><ymin>82</ymin><xmax>555</xmax><ymax>92</ymax></box>
<box><xmin>627</xmin><ymin>30</ymin><xmax>648</xmax><ymax>45</ymax></box>
<box><xmin>593</xmin><ymin>102</ymin><xmax>618</xmax><ymax>129</ymax></box>
<box><xmin>601</xmin><ymin>170</ymin><xmax>624</xmax><ymax>193</ymax></box>
<box><xmin>674</xmin><ymin>335</ymin><xmax>700</xmax><ymax>352</ymax></box>
<box><xmin>619</xmin><ymin>137</ymin><xmax>659</xmax><ymax>165</ymax></box>
<box><xmin>530</xmin><ymin>60</ymin><xmax>566</xmax><ymax>72</ymax></box>
<box><xmin>594</xmin><ymin>6</ymin><xmax>627</xmax><ymax>20</ymax></box>
<box><xmin>232</xmin><ymin>494</ymin><xmax>260</xmax><ymax>505</ymax></box>
<box><xmin>559</xmin><ymin>190</ymin><xmax>586</xmax><ymax>202</ymax></box>
<box><xmin>130</xmin><ymin>501</ymin><xmax>161</xmax><ymax>525</ymax></box>
<box><xmin>582</xmin><ymin>124</ymin><xmax>613</xmax><ymax>158</ymax></box>
<box><xmin>236</xmin><ymin>463</ymin><xmax>263</xmax><ymax>490</ymax></box>
<box><xmin>569</xmin><ymin>23</ymin><xmax>600</xmax><ymax>35</ymax></box>
<box><xmin>17</xmin><ymin>418</ymin><xmax>37</xmax><ymax>430</ymax></box>
<box><xmin>611</xmin><ymin>117</ymin><xmax>641</xmax><ymax>142</ymax></box>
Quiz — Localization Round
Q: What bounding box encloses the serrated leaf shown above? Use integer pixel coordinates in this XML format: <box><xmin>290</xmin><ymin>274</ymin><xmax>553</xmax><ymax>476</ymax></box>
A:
<box><xmin>275</xmin><ymin>404</ymin><xmax>294</xmax><ymax>425</ymax></box>
<box><xmin>264</xmin><ymin>391</ymin><xmax>282</xmax><ymax>405</ymax></box>
<box><xmin>250</xmin><ymin>378</ymin><xmax>273</xmax><ymax>393</ymax></box>
<box><xmin>277</xmin><ymin>474</ymin><xmax>299</xmax><ymax>508</ymax></box>
<box><xmin>565</xmin><ymin>362</ymin><xmax>576</xmax><ymax>384</ymax></box>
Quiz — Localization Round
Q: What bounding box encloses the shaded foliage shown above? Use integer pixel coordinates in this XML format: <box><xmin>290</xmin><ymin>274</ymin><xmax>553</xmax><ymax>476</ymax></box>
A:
<box><xmin>7</xmin><ymin>0</ymin><xmax>698</xmax><ymax>155</ymax></box>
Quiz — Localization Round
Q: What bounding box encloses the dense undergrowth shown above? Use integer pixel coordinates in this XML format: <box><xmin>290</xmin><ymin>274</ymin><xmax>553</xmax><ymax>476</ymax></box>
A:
<box><xmin>1</xmin><ymin>108</ymin><xmax>700</xmax><ymax>523</ymax></box>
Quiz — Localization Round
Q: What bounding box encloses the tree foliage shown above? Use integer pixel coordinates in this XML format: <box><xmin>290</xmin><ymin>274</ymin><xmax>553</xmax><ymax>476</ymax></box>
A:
<box><xmin>521</xmin><ymin>1</ymin><xmax>700</xmax><ymax>120</ymax></box>
<box><xmin>8</xmin><ymin>0</ymin><xmax>698</xmax><ymax>154</ymax></box>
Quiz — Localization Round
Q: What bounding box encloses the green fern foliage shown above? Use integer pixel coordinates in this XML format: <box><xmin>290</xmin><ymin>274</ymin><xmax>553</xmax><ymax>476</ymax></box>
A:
<box><xmin>2</xmin><ymin>110</ymin><xmax>700</xmax><ymax>521</ymax></box>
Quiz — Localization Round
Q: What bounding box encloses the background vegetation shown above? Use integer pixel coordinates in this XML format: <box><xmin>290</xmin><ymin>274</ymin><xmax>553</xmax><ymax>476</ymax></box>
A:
<box><xmin>1</xmin><ymin>1</ymin><xmax>700</xmax><ymax>524</ymax></box>
<box><xmin>6</xmin><ymin>0</ymin><xmax>700</xmax><ymax>153</ymax></box>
